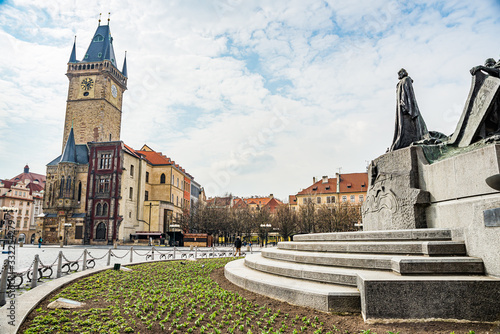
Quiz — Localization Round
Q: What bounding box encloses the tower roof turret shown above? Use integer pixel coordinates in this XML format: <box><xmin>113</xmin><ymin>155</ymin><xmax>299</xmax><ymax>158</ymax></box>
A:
<box><xmin>69</xmin><ymin>36</ymin><xmax>77</xmax><ymax>63</ymax></box>
<box><xmin>122</xmin><ymin>51</ymin><xmax>128</xmax><ymax>78</ymax></box>
<box><xmin>82</xmin><ymin>24</ymin><xmax>117</xmax><ymax>67</ymax></box>
<box><xmin>60</xmin><ymin>127</ymin><xmax>77</xmax><ymax>163</ymax></box>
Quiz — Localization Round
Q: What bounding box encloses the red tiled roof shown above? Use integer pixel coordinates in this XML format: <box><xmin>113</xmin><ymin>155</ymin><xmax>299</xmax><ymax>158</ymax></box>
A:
<box><xmin>263</xmin><ymin>197</ymin><xmax>283</xmax><ymax>213</ymax></box>
<box><xmin>9</xmin><ymin>171</ymin><xmax>46</xmax><ymax>185</ymax></box>
<box><xmin>296</xmin><ymin>173</ymin><xmax>368</xmax><ymax>195</ymax></box>
<box><xmin>123</xmin><ymin>143</ymin><xmax>141</xmax><ymax>158</ymax></box>
<box><xmin>288</xmin><ymin>195</ymin><xmax>297</xmax><ymax>204</ymax></box>
<box><xmin>126</xmin><ymin>144</ymin><xmax>193</xmax><ymax>179</ymax></box>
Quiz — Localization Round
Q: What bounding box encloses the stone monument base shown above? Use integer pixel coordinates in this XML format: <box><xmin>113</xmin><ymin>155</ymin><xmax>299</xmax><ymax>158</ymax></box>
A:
<box><xmin>363</xmin><ymin>144</ymin><xmax>500</xmax><ymax>277</ymax></box>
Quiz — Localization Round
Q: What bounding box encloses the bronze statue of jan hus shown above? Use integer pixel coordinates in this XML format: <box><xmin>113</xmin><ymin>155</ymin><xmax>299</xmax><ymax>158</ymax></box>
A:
<box><xmin>390</xmin><ymin>68</ymin><xmax>429</xmax><ymax>151</ymax></box>
<box><xmin>471</xmin><ymin>58</ymin><xmax>500</xmax><ymax>139</ymax></box>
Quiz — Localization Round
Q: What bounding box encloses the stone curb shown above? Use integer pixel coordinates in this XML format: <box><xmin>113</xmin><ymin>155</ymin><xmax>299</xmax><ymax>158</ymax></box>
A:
<box><xmin>0</xmin><ymin>258</ymin><xmax>174</xmax><ymax>334</ymax></box>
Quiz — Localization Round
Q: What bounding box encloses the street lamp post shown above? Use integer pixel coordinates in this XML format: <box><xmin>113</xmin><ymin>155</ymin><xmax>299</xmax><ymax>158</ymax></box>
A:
<box><xmin>260</xmin><ymin>223</ymin><xmax>271</xmax><ymax>247</ymax></box>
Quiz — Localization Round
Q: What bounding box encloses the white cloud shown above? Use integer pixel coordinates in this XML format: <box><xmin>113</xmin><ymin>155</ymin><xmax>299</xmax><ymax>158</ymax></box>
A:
<box><xmin>1</xmin><ymin>0</ymin><xmax>500</xmax><ymax>201</ymax></box>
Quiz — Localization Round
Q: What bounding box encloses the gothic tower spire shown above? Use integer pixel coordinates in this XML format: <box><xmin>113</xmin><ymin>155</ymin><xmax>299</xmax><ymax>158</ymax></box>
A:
<box><xmin>62</xmin><ymin>20</ymin><xmax>128</xmax><ymax>151</ymax></box>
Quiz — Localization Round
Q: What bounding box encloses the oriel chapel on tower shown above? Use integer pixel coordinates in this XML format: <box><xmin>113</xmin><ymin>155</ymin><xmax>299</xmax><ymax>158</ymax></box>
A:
<box><xmin>41</xmin><ymin>19</ymin><xmax>201</xmax><ymax>245</ymax></box>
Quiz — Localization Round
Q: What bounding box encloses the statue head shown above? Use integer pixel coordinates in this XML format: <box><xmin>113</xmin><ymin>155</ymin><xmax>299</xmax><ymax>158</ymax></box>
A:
<box><xmin>398</xmin><ymin>68</ymin><xmax>408</xmax><ymax>79</ymax></box>
<box><xmin>485</xmin><ymin>58</ymin><xmax>496</xmax><ymax>67</ymax></box>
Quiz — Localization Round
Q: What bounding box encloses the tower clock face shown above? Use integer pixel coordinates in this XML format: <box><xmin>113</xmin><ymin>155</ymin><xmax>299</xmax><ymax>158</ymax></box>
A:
<box><xmin>111</xmin><ymin>84</ymin><xmax>118</xmax><ymax>98</ymax></box>
<box><xmin>81</xmin><ymin>78</ymin><xmax>94</xmax><ymax>91</ymax></box>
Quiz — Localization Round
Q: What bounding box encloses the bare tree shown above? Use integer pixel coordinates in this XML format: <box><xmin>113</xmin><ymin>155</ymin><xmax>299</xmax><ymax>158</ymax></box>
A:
<box><xmin>298</xmin><ymin>198</ymin><xmax>316</xmax><ymax>234</ymax></box>
<box><xmin>273</xmin><ymin>205</ymin><xmax>297</xmax><ymax>241</ymax></box>
<box><xmin>316</xmin><ymin>201</ymin><xmax>361</xmax><ymax>232</ymax></box>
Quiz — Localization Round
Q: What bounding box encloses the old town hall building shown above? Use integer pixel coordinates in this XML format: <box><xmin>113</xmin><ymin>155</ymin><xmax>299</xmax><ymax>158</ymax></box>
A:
<box><xmin>41</xmin><ymin>21</ymin><xmax>198</xmax><ymax>245</ymax></box>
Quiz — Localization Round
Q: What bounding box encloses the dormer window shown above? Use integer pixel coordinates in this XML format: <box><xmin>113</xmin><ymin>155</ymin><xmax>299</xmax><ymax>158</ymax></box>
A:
<box><xmin>93</xmin><ymin>34</ymin><xmax>104</xmax><ymax>42</ymax></box>
<box><xmin>97</xmin><ymin>52</ymin><xmax>102</xmax><ymax>58</ymax></box>
<box><xmin>312</xmin><ymin>187</ymin><xmax>317</xmax><ymax>191</ymax></box>
<box><xmin>84</xmin><ymin>54</ymin><xmax>89</xmax><ymax>59</ymax></box>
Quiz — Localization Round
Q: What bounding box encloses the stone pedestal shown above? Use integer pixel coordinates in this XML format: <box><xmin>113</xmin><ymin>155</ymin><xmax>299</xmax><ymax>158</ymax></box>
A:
<box><xmin>362</xmin><ymin>146</ymin><xmax>429</xmax><ymax>231</ymax></box>
<box><xmin>363</xmin><ymin>144</ymin><xmax>500</xmax><ymax>276</ymax></box>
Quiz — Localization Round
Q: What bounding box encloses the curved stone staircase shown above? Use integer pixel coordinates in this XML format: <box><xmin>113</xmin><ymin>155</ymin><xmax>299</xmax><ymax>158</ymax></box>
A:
<box><xmin>224</xmin><ymin>229</ymin><xmax>500</xmax><ymax>321</ymax></box>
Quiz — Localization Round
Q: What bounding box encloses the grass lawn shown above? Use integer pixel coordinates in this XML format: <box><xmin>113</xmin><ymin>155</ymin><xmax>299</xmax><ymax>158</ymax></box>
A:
<box><xmin>19</xmin><ymin>258</ymin><xmax>496</xmax><ymax>334</ymax></box>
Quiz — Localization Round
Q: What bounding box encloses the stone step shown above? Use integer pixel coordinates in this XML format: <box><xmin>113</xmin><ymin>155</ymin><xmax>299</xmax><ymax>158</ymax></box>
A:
<box><xmin>278</xmin><ymin>240</ymin><xmax>466</xmax><ymax>256</ymax></box>
<box><xmin>244</xmin><ymin>253</ymin><xmax>359</xmax><ymax>286</ymax></box>
<box><xmin>225</xmin><ymin>258</ymin><xmax>361</xmax><ymax>313</ymax></box>
<box><xmin>357</xmin><ymin>271</ymin><xmax>500</xmax><ymax>321</ymax></box>
<box><xmin>262</xmin><ymin>248</ymin><xmax>484</xmax><ymax>275</ymax></box>
<box><xmin>293</xmin><ymin>228</ymin><xmax>453</xmax><ymax>242</ymax></box>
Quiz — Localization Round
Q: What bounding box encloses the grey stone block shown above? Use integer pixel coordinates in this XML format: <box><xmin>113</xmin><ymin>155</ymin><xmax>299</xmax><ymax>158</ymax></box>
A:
<box><xmin>278</xmin><ymin>240</ymin><xmax>466</xmax><ymax>256</ymax></box>
<box><xmin>225</xmin><ymin>259</ymin><xmax>360</xmax><ymax>313</ymax></box>
<box><xmin>391</xmin><ymin>257</ymin><xmax>484</xmax><ymax>275</ymax></box>
<box><xmin>292</xmin><ymin>228</ymin><xmax>452</xmax><ymax>242</ymax></box>
<box><xmin>358</xmin><ymin>274</ymin><xmax>500</xmax><ymax>321</ymax></box>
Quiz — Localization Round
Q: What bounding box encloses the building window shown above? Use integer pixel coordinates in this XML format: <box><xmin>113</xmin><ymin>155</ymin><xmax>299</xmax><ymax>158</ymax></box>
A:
<box><xmin>172</xmin><ymin>174</ymin><xmax>174</xmax><ymax>184</ymax></box>
<box><xmin>177</xmin><ymin>178</ymin><xmax>179</xmax><ymax>188</ymax></box>
<box><xmin>326</xmin><ymin>196</ymin><xmax>331</xmax><ymax>204</ymax></box>
<box><xmin>96</xmin><ymin>203</ymin><xmax>102</xmax><ymax>216</ymax></box>
<box><xmin>99</xmin><ymin>153</ymin><xmax>112</xmax><ymax>169</ymax></box>
<box><xmin>176</xmin><ymin>196</ymin><xmax>179</xmax><ymax>206</ymax></box>
<box><xmin>129</xmin><ymin>212</ymin><xmax>132</xmax><ymax>218</ymax></box>
<box><xmin>342</xmin><ymin>195</ymin><xmax>347</xmax><ymax>202</ymax></box>
<box><xmin>146</xmin><ymin>172</ymin><xmax>149</xmax><ymax>183</ymax></box>
<box><xmin>93</xmin><ymin>34</ymin><xmax>104</xmax><ymax>42</ymax></box>
<box><xmin>129</xmin><ymin>187</ymin><xmax>133</xmax><ymax>200</ymax></box>
<box><xmin>160</xmin><ymin>174</ymin><xmax>166</xmax><ymax>184</ymax></box>
<box><xmin>95</xmin><ymin>222</ymin><xmax>106</xmax><ymax>240</ymax></box>
<box><xmin>130</xmin><ymin>165</ymin><xmax>134</xmax><ymax>177</ymax></box>
<box><xmin>350</xmin><ymin>195</ymin><xmax>355</xmax><ymax>203</ymax></box>
<box><xmin>145</xmin><ymin>191</ymin><xmax>149</xmax><ymax>201</ymax></box>
<box><xmin>317</xmin><ymin>197</ymin><xmax>321</xmax><ymax>204</ymax></box>
<box><xmin>98</xmin><ymin>178</ymin><xmax>110</xmax><ymax>193</ymax></box>
<box><xmin>78</xmin><ymin>182</ymin><xmax>82</xmax><ymax>202</ymax></box>
<box><xmin>102</xmin><ymin>203</ymin><xmax>108</xmax><ymax>216</ymax></box>
<box><xmin>332</xmin><ymin>196</ymin><xmax>336</xmax><ymax>203</ymax></box>
<box><xmin>171</xmin><ymin>194</ymin><xmax>174</xmax><ymax>203</ymax></box>
<box><xmin>359</xmin><ymin>195</ymin><xmax>364</xmax><ymax>202</ymax></box>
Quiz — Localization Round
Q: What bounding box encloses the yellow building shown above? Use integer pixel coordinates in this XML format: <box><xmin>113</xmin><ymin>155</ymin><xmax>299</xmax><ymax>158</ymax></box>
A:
<box><xmin>293</xmin><ymin>173</ymin><xmax>368</xmax><ymax>208</ymax></box>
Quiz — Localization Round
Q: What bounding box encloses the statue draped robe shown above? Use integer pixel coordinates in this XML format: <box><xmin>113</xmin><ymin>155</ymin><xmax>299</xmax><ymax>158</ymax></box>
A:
<box><xmin>390</xmin><ymin>76</ymin><xmax>429</xmax><ymax>151</ymax></box>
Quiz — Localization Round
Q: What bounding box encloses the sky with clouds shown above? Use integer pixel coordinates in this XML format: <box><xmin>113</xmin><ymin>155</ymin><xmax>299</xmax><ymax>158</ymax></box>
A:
<box><xmin>0</xmin><ymin>0</ymin><xmax>499</xmax><ymax>201</ymax></box>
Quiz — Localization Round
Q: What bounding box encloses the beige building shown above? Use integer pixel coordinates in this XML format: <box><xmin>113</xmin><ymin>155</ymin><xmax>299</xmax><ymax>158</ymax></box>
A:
<box><xmin>292</xmin><ymin>173</ymin><xmax>368</xmax><ymax>209</ymax></box>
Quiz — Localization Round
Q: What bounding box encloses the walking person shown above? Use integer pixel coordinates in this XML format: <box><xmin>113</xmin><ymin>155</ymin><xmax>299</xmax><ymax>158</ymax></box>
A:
<box><xmin>234</xmin><ymin>236</ymin><xmax>242</xmax><ymax>256</ymax></box>
<box><xmin>38</xmin><ymin>236</ymin><xmax>42</xmax><ymax>248</ymax></box>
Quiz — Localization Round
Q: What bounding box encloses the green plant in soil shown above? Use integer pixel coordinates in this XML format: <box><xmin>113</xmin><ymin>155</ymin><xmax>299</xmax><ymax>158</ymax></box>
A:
<box><xmin>20</xmin><ymin>258</ymin><xmax>482</xmax><ymax>334</ymax></box>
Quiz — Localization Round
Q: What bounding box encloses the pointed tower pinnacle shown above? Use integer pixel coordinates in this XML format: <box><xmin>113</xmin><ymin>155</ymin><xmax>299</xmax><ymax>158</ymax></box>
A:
<box><xmin>60</xmin><ymin>126</ymin><xmax>77</xmax><ymax>163</ymax></box>
<box><xmin>122</xmin><ymin>51</ymin><xmax>128</xmax><ymax>77</ymax></box>
<box><xmin>69</xmin><ymin>36</ymin><xmax>77</xmax><ymax>63</ymax></box>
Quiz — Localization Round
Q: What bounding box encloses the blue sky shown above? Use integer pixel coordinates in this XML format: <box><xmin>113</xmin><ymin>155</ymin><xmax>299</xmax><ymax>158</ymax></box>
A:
<box><xmin>1</xmin><ymin>0</ymin><xmax>500</xmax><ymax>201</ymax></box>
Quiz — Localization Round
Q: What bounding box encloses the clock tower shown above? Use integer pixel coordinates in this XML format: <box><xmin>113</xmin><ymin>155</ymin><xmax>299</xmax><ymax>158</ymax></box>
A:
<box><xmin>63</xmin><ymin>22</ymin><xmax>128</xmax><ymax>150</ymax></box>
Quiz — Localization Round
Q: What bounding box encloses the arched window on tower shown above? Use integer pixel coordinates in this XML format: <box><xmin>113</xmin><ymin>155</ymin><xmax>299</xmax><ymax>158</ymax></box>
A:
<box><xmin>160</xmin><ymin>174</ymin><xmax>166</xmax><ymax>184</ymax></box>
<box><xmin>96</xmin><ymin>222</ymin><xmax>106</xmax><ymax>240</ymax></box>
<box><xmin>96</xmin><ymin>203</ymin><xmax>102</xmax><ymax>216</ymax></box>
<box><xmin>102</xmin><ymin>203</ymin><xmax>108</xmax><ymax>216</ymax></box>
<box><xmin>77</xmin><ymin>182</ymin><xmax>82</xmax><ymax>202</ymax></box>
<box><xmin>60</xmin><ymin>177</ymin><xmax>65</xmax><ymax>198</ymax></box>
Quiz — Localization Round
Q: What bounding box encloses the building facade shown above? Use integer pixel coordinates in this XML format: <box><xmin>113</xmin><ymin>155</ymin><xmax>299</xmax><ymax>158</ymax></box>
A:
<box><xmin>41</xmin><ymin>22</ymin><xmax>201</xmax><ymax>245</ymax></box>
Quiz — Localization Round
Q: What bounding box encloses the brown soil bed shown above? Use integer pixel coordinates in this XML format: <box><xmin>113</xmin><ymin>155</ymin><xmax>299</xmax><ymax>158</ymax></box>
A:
<box><xmin>18</xmin><ymin>263</ymin><xmax>499</xmax><ymax>334</ymax></box>
<box><xmin>211</xmin><ymin>268</ymin><xmax>499</xmax><ymax>334</ymax></box>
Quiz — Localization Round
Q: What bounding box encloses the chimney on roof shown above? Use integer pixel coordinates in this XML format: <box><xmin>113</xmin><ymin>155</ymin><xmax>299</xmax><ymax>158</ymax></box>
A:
<box><xmin>322</xmin><ymin>176</ymin><xmax>328</xmax><ymax>184</ymax></box>
<box><xmin>336</xmin><ymin>172</ymin><xmax>341</xmax><ymax>193</ymax></box>
<box><xmin>24</xmin><ymin>165</ymin><xmax>29</xmax><ymax>173</ymax></box>
<box><xmin>269</xmin><ymin>194</ymin><xmax>273</xmax><ymax>198</ymax></box>
<box><xmin>313</xmin><ymin>177</ymin><xmax>316</xmax><ymax>184</ymax></box>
